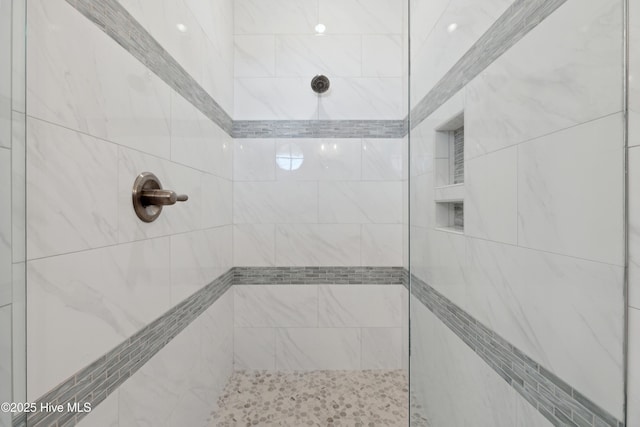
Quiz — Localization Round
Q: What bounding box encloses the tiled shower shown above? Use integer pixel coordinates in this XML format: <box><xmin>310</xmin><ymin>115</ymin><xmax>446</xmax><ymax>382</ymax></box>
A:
<box><xmin>0</xmin><ymin>0</ymin><xmax>638</xmax><ymax>426</ymax></box>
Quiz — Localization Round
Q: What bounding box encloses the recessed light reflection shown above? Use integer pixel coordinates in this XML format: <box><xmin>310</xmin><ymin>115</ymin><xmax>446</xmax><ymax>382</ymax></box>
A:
<box><xmin>176</xmin><ymin>23</ymin><xmax>188</xmax><ymax>33</ymax></box>
<box><xmin>315</xmin><ymin>23</ymin><xmax>326</xmax><ymax>35</ymax></box>
<box><xmin>447</xmin><ymin>23</ymin><xmax>458</xmax><ymax>33</ymax></box>
<box><xmin>276</xmin><ymin>143</ymin><xmax>304</xmax><ymax>171</ymax></box>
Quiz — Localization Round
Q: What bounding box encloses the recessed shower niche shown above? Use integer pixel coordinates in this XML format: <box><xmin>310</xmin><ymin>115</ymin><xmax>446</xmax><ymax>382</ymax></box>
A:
<box><xmin>434</xmin><ymin>112</ymin><xmax>464</xmax><ymax>233</ymax></box>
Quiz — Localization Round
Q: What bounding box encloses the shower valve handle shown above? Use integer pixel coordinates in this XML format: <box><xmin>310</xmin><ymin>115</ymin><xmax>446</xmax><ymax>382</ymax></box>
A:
<box><xmin>140</xmin><ymin>189</ymin><xmax>188</xmax><ymax>206</ymax></box>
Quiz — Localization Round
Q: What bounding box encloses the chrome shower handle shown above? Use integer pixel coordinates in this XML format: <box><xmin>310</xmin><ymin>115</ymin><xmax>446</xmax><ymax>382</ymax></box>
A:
<box><xmin>132</xmin><ymin>172</ymin><xmax>188</xmax><ymax>222</ymax></box>
<box><xmin>140</xmin><ymin>189</ymin><xmax>188</xmax><ymax>206</ymax></box>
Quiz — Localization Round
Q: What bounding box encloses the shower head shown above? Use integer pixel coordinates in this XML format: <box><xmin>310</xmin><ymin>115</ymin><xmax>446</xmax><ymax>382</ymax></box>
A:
<box><xmin>311</xmin><ymin>75</ymin><xmax>330</xmax><ymax>94</ymax></box>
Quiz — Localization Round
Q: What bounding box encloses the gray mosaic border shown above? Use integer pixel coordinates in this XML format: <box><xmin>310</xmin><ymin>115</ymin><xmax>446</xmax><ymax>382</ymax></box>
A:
<box><xmin>20</xmin><ymin>268</ymin><xmax>233</xmax><ymax>427</ymax></box>
<box><xmin>64</xmin><ymin>0</ymin><xmax>406</xmax><ymax>140</ymax></box>
<box><xmin>67</xmin><ymin>0</ymin><xmax>233</xmax><ymax>134</ymax></box>
<box><xmin>232</xmin><ymin>120</ymin><xmax>407</xmax><ymax>139</ymax></box>
<box><xmin>234</xmin><ymin>266</ymin><xmax>406</xmax><ymax>285</ymax></box>
<box><xmin>409</xmin><ymin>272</ymin><xmax>624</xmax><ymax>427</ymax></box>
<box><xmin>410</xmin><ymin>0</ymin><xmax>567</xmax><ymax>129</ymax></box>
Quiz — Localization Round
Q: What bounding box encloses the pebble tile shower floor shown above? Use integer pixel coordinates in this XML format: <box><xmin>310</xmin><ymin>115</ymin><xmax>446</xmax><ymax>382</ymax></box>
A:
<box><xmin>210</xmin><ymin>370</ymin><xmax>408</xmax><ymax>426</ymax></box>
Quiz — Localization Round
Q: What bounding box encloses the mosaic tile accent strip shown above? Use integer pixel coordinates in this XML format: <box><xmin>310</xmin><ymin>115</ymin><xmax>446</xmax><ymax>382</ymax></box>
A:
<box><xmin>24</xmin><ymin>268</ymin><xmax>234</xmax><ymax>427</ymax></box>
<box><xmin>410</xmin><ymin>0</ymin><xmax>568</xmax><ymax>130</ymax></box>
<box><xmin>234</xmin><ymin>266</ymin><xmax>406</xmax><ymax>285</ymax></box>
<box><xmin>409</xmin><ymin>273</ymin><xmax>624</xmax><ymax>427</ymax></box>
<box><xmin>453</xmin><ymin>126</ymin><xmax>464</xmax><ymax>184</ymax></box>
<box><xmin>211</xmin><ymin>370</ymin><xmax>408</xmax><ymax>426</ymax></box>
<box><xmin>232</xmin><ymin>120</ymin><xmax>407</xmax><ymax>139</ymax></box>
<box><xmin>66</xmin><ymin>0</ymin><xmax>234</xmax><ymax>135</ymax></box>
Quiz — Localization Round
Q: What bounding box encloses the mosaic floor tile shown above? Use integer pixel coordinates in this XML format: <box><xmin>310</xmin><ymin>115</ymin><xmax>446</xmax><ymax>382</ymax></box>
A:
<box><xmin>210</xmin><ymin>370</ymin><xmax>409</xmax><ymax>426</ymax></box>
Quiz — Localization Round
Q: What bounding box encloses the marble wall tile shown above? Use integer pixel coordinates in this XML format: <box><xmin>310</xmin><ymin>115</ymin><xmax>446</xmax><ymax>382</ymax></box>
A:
<box><xmin>361</xmin><ymin>328</ymin><xmax>403</xmax><ymax>369</ymax></box>
<box><xmin>233</xmin><ymin>224</ymin><xmax>276</xmax><ymax>267</ymax></box>
<box><xmin>0</xmin><ymin>0</ymin><xmax>9</xmax><ymax>150</ymax></box>
<box><xmin>234</xmin><ymin>328</ymin><xmax>276</xmax><ymax>370</ymax></box>
<box><xmin>361</xmin><ymin>224</ymin><xmax>403</xmax><ymax>266</ymax></box>
<box><xmin>318</xmin><ymin>181</ymin><xmax>402</xmax><ymax>224</ymax></box>
<box><xmin>517</xmin><ymin>114</ymin><xmax>624</xmax><ymax>266</ymax></box>
<box><xmin>0</xmin><ymin>148</ymin><xmax>10</xmax><ymax>306</ymax></box>
<box><xmin>362</xmin><ymin>139</ymin><xmax>403</xmax><ymax>181</ymax></box>
<box><xmin>170</xmin><ymin>227</ymin><xmax>232</xmax><ymax>305</ymax></box>
<box><xmin>197</xmin><ymin>0</ymin><xmax>235</xmax><ymax>115</ymax></box>
<box><xmin>629</xmin><ymin>146</ymin><xmax>640</xmax><ymax>310</ymax></box>
<box><xmin>117</xmin><ymin>147</ymin><xmax>202</xmax><ymax>242</ymax></box>
<box><xmin>275</xmin><ymin>328</ymin><xmax>361</xmax><ymax>371</ymax></box>
<box><xmin>628</xmin><ymin>308</ymin><xmax>640</xmax><ymax>427</ymax></box>
<box><xmin>275</xmin><ymin>139</ymin><xmax>362</xmax><ymax>181</ymax></box>
<box><xmin>11</xmin><ymin>263</ymin><xmax>25</xmax><ymax>404</ymax></box>
<box><xmin>201</xmin><ymin>174</ymin><xmax>233</xmax><ymax>229</ymax></box>
<box><xmin>362</xmin><ymin>35</ymin><xmax>403</xmax><ymax>78</ymax></box>
<box><xmin>275</xmin><ymin>224</ymin><xmax>361</xmax><ymax>266</ymax></box>
<box><xmin>27</xmin><ymin>118</ymin><xmax>118</xmax><ymax>260</ymax></box>
<box><xmin>235</xmin><ymin>35</ymin><xmax>276</xmax><ymax>78</ymax></box>
<box><xmin>118</xmin><ymin>311</ymin><xmax>210</xmax><ymax>427</ymax></box>
<box><xmin>118</xmin><ymin>0</ymin><xmax>205</xmax><ymax>90</ymax></box>
<box><xmin>196</xmin><ymin>290</ymin><xmax>235</xmax><ymax>407</ymax></box>
<box><xmin>410</xmin><ymin>298</ymin><xmax>520</xmax><ymax>427</ymax></box>
<box><xmin>276</xmin><ymin>35</ymin><xmax>362</xmax><ymax>77</ymax></box>
<box><xmin>424</xmin><ymin>230</ymin><xmax>467</xmax><ymax>308</ymax></box>
<box><xmin>76</xmin><ymin>390</ymin><xmax>119</xmax><ymax>427</ymax></box>
<box><xmin>234</xmin><ymin>181</ymin><xmax>318</xmax><ymax>224</ymax></box>
<box><xmin>409</xmin><ymin>173</ymin><xmax>435</xmax><ymax>229</ymax></box>
<box><xmin>11</xmin><ymin>113</ymin><xmax>25</xmax><ymax>264</ymax></box>
<box><xmin>11</xmin><ymin>0</ymin><xmax>25</xmax><ymax>115</ymax></box>
<box><xmin>234</xmin><ymin>139</ymin><xmax>277</xmax><ymax>181</ymax></box>
<box><xmin>465</xmin><ymin>237</ymin><xmax>624</xmax><ymax>419</ymax></box>
<box><xmin>27</xmin><ymin>237</ymin><xmax>172</xmax><ymax>400</ymax></box>
<box><xmin>234</xmin><ymin>0</ymin><xmax>318</xmax><ymax>35</ymax></box>
<box><xmin>630</xmin><ymin>0</ymin><xmax>639</xmax><ymax>133</ymax></box>
<box><xmin>465</xmin><ymin>146</ymin><xmax>518</xmax><ymax>245</ymax></box>
<box><xmin>318</xmin><ymin>285</ymin><xmax>402</xmax><ymax>327</ymax></box>
<box><xmin>28</xmin><ymin>0</ymin><xmax>172</xmax><ymax>158</ymax></box>
<box><xmin>0</xmin><ymin>305</ymin><xmax>10</xmax><ymax>427</ymax></box>
<box><xmin>235</xmin><ymin>77</ymin><xmax>319</xmax><ymax>120</ymax></box>
<box><xmin>234</xmin><ymin>285</ymin><xmax>318</xmax><ymax>327</ymax></box>
<box><xmin>464</xmin><ymin>0</ymin><xmax>623</xmax><ymax>159</ymax></box>
<box><xmin>319</xmin><ymin>0</ymin><xmax>402</xmax><ymax>34</ymax></box>
<box><xmin>410</xmin><ymin>0</ymin><xmax>513</xmax><ymax>107</ymax></box>
<box><xmin>318</xmin><ymin>77</ymin><xmax>403</xmax><ymax>120</ymax></box>
<box><xmin>170</xmin><ymin>91</ymin><xmax>233</xmax><ymax>178</ymax></box>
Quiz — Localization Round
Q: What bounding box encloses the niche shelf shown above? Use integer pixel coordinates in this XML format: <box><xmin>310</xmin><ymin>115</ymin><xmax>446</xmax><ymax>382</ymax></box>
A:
<box><xmin>434</xmin><ymin>112</ymin><xmax>465</xmax><ymax>234</ymax></box>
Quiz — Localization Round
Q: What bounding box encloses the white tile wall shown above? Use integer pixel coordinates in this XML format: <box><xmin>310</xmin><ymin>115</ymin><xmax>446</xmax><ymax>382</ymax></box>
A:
<box><xmin>464</xmin><ymin>0</ymin><xmax>623</xmax><ymax>160</ymax></box>
<box><xmin>0</xmin><ymin>0</ymin><xmax>10</xmax><ymax>152</ymax></box>
<box><xmin>234</xmin><ymin>285</ymin><xmax>405</xmax><ymax>371</ymax></box>
<box><xmin>233</xmin><ymin>0</ymin><xmax>404</xmax><ymax>120</ymax></box>
<box><xmin>629</xmin><ymin>308</ymin><xmax>640</xmax><ymax>426</ymax></box>
<box><xmin>76</xmin><ymin>391</ymin><xmax>119</xmax><ymax>427</ymax></box>
<box><xmin>26</xmin><ymin>0</ymin><xmax>235</xmax><ymax>420</ymax></box>
<box><xmin>234</xmin><ymin>285</ymin><xmax>318</xmax><ymax>327</ymax></box>
<box><xmin>275</xmin><ymin>224</ymin><xmax>361</xmax><ymax>266</ymax></box>
<box><xmin>318</xmin><ymin>285</ymin><xmax>402</xmax><ymax>327</ymax></box>
<box><xmin>517</xmin><ymin>114</ymin><xmax>624</xmax><ymax>266</ymax></box>
<box><xmin>0</xmin><ymin>305</ymin><xmax>11</xmax><ymax>427</ymax></box>
<box><xmin>118</xmin><ymin>289</ymin><xmax>234</xmax><ymax>427</ymax></box>
<box><xmin>410</xmin><ymin>0</ymin><xmax>513</xmax><ymax>108</ymax></box>
<box><xmin>276</xmin><ymin>328</ymin><xmax>361</xmax><ymax>371</ymax></box>
<box><xmin>627</xmin><ymin>0</ymin><xmax>640</xmax><ymax>422</ymax></box>
<box><xmin>27</xmin><ymin>237</ymin><xmax>173</xmax><ymax>400</ymax></box>
<box><xmin>0</xmin><ymin>148</ymin><xmax>11</xmax><ymax>306</ymax></box>
<box><xmin>410</xmin><ymin>0</ymin><xmax>627</xmax><ymax>421</ymax></box>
